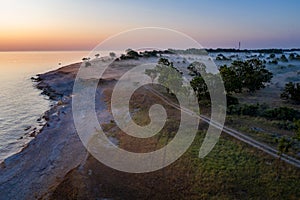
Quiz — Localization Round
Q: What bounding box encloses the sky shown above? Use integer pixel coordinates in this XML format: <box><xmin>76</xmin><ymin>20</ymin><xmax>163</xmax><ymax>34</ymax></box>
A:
<box><xmin>0</xmin><ymin>0</ymin><xmax>300</xmax><ymax>51</ymax></box>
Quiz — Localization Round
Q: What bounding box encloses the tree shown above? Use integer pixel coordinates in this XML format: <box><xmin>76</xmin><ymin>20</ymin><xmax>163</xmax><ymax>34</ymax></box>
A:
<box><xmin>269</xmin><ymin>53</ymin><xmax>276</xmax><ymax>59</ymax></box>
<box><xmin>187</xmin><ymin>61</ymin><xmax>206</xmax><ymax>76</ymax></box>
<box><xmin>126</xmin><ymin>49</ymin><xmax>139</xmax><ymax>58</ymax></box>
<box><xmin>280</xmin><ymin>54</ymin><xmax>288</xmax><ymax>62</ymax></box>
<box><xmin>216</xmin><ymin>53</ymin><xmax>230</xmax><ymax>60</ymax></box>
<box><xmin>85</xmin><ymin>62</ymin><xmax>91</xmax><ymax>67</ymax></box>
<box><xmin>219</xmin><ymin>65</ymin><xmax>242</xmax><ymax>93</ymax></box>
<box><xmin>289</xmin><ymin>53</ymin><xmax>295</xmax><ymax>60</ymax></box>
<box><xmin>109</xmin><ymin>52</ymin><xmax>116</xmax><ymax>58</ymax></box>
<box><xmin>145</xmin><ymin>69</ymin><xmax>158</xmax><ymax>84</ymax></box>
<box><xmin>120</xmin><ymin>49</ymin><xmax>140</xmax><ymax>60</ymax></box>
<box><xmin>190</xmin><ymin>76</ymin><xmax>209</xmax><ymax>100</ymax></box>
<box><xmin>270</xmin><ymin>59</ymin><xmax>279</xmax><ymax>65</ymax></box>
<box><xmin>158</xmin><ymin>58</ymin><xmax>172</xmax><ymax>66</ymax></box>
<box><xmin>125</xmin><ymin>48</ymin><xmax>133</xmax><ymax>54</ymax></box>
<box><xmin>82</xmin><ymin>57</ymin><xmax>91</xmax><ymax>67</ymax></box>
<box><xmin>224</xmin><ymin>59</ymin><xmax>273</xmax><ymax>92</ymax></box>
<box><xmin>245</xmin><ymin>59</ymin><xmax>273</xmax><ymax>92</ymax></box>
<box><xmin>289</xmin><ymin>53</ymin><xmax>300</xmax><ymax>60</ymax></box>
<box><xmin>155</xmin><ymin>58</ymin><xmax>183</xmax><ymax>94</ymax></box>
<box><xmin>281</xmin><ymin>82</ymin><xmax>300</xmax><ymax>103</ymax></box>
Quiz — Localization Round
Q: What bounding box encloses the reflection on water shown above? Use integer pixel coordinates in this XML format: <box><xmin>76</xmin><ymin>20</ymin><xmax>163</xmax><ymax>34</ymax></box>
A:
<box><xmin>0</xmin><ymin>51</ymin><xmax>89</xmax><ymax>161</ymax></box>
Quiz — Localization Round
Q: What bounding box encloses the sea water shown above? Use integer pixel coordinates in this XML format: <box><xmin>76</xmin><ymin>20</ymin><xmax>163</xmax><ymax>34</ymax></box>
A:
<box><xmin>0</xmin><ymin>51</ymin><xmax>90</xmax><ymax>161</ymax></box>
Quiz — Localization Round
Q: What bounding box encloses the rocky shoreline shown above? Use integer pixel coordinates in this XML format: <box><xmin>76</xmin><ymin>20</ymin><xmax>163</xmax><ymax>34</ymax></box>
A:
<box><xmin>0</xmin><ymin>58</ymin><xmax>165</xmax><ymax>199</ymax></box>
<box><xmin>0</xmin><ymin>62</ymin><xmax>88</xmax><ymax>199</ymax></box>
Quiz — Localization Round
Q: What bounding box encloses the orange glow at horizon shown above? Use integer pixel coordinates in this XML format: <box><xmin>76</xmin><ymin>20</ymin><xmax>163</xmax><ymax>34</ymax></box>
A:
<box><xmin>1</xmin><ymin>0</ymin><xmax>300</xmax><ymax>50</ymax></box>
<box><xmin>0</xmin><ymin>27</ymin><xmax>111</xmax><ymax>51</ymax></box>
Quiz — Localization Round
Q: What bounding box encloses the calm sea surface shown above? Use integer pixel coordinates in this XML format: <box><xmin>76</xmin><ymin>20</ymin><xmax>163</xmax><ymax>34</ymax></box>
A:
<box><xmin>0</xmin><ymin>51</ymin><xmax>90</xmax><ymax>161</ymax></box>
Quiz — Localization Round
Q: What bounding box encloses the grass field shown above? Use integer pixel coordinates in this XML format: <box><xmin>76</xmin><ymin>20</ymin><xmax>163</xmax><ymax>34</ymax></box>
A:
<box><xmin>51</xmin><ymin>79</ymin><xmax>300</xmax><ymax>200</ymax></box>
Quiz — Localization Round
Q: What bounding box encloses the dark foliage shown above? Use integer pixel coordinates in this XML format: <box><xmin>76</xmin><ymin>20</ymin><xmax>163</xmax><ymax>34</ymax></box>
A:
<box><xmin>281</xmin><ymin>82</ymin><xmax>300</xmax><ymax>103</ymax></box>
<box><xmin>220</xmin><ymin>59</ymin><xmax>273</xmax><ymax>93</ymax></box>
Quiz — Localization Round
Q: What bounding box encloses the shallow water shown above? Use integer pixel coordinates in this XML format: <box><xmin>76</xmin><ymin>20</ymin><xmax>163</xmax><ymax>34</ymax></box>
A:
<box><xmin>0</xmin><ymin>51</ymin><xmax>90</xmax><ymax>161</ymax></box>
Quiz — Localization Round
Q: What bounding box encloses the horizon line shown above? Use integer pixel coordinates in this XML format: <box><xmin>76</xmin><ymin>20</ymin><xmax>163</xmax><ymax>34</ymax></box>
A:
<box><xmin>1</xmin><ymin>47</ymin><xmax>300</xmax><ymax>52</ymax></box>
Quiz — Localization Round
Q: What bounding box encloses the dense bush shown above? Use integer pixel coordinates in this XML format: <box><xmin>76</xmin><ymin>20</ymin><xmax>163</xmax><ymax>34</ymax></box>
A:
<box><xmin>262</xmin><ymin>107</ymin><xmax>300</xmax><ymax>121</ymax></box>
<box><xmin>273</xmin><ymin>121</ymin><xmax>297</xmax><ymax>131</ymax></box>
<box><xmin>228</xmin><ymin>103</ymin><xmax>260</xmax><ymax>116</ymax></box>
<box><xmin>228</xmin><ymin>103</ymin><xmax>300</xmax><ymax>121</ymax></box>
<box><xmin>140</xmin><ymin>50</ymin><xmax>158</xmax><ymax>57</ymax></box>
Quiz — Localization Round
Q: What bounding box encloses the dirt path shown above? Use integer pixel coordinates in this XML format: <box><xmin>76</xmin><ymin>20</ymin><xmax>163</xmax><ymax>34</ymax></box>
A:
<box><xmin>145</xmin><ymin>86</ymin><xmax>300</xmax><ymax>168</ymax></box>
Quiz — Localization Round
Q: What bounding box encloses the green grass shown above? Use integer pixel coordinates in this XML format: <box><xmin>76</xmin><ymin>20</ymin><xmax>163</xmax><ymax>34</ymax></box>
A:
<box><xmin>175</xmin><ymin>131</ymin><xmax>300</xmax><ymax>199</ymax></box>
<box><xmin>225</xmin><ymin>115</ymin><xmax>300</xmax><ymax>158</ymax></box>
<box><xmin>129</xmin><ymin>108</ymin><xmax>300</xmax><ymax>199</ymax></box>
<box><xmin>103</xmin><ymin>85</ymin><xmax>300</xmax><ymax>199</ymax></box>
